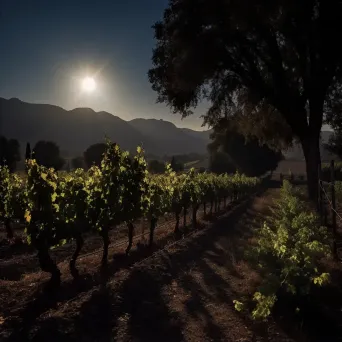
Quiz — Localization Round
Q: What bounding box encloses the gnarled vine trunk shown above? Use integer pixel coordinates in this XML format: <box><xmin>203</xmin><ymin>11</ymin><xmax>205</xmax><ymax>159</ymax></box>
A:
<box><xmin>174</xmin><ymin>210</ymin><xmax>181</xmax><ymax>234</ymax></box>
<box><xmin>5</xmin><ymin>218</ymin><xmax>13</xmax><ymax>240</ymax></box>
<box><xmin>149</xmin><ymin>217</ymin><xmax>157</xmax><ymax>247</ymax></box>
<box><xmin>37</xmin><ymin>244</ymin><xmax>61</xmax><ymax>286</ymax></box>
<box><xmin>70</xmin><ymin>233</ymin><xmax>84</xmax><ymax>277</ymax></box>
<box><xmin>192</xmin><ymin>205</ymin><xmax>199</xmax><ymax>229</ymax></box>
<box><xmin>126</xmin><ymin>222</ymin><xmax>134</xmax><ymax>255</ymax></box>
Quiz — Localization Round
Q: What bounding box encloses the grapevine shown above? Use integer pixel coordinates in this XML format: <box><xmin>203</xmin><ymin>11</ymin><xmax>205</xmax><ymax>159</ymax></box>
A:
<box><xmin>2</xmin><ymin>140</ymin><xmax>260</xmax><ymax>286</ymax></box>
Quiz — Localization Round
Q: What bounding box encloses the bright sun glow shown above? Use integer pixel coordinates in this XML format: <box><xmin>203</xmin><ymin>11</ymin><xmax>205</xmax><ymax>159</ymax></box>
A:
<box><xmin>82</xmin><ymin>77</ymin><xmax>96</xmax><ymax>92</ymax></box>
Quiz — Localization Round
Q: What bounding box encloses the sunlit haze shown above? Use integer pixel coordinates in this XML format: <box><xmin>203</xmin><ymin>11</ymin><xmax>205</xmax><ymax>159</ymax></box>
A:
<box><xmin>0</xmin><ymin>0</ymin><xmax>208</xmax><ymax>130</ymax></box>
<box><xmin>81</xmin><ymin>77</ymin><xmax>97</xmax><ymax>93</ymax></box>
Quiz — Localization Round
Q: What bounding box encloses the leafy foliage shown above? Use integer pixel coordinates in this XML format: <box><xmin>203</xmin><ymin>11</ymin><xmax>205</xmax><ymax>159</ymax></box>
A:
<box><xmin>25</xmin><ymin>159</ymin><xmax>61</xmax><ymax>246</ymax></box>
<box><xmin>33</xmin><ymin>140</ymin><xmax>65</xmax><ymax>170</ymax></box>
<box><xmin>241</xmin><ymin>181</ymin><xmax>331</xmax><ymax>320</ymax></box>
<box><xmin>0</xmin><ymin>136</ymin><xmax>20</xmax><ymax>172</ymax></box>
<box><xmin>3</xmin><ymin>140</ymin><xmax>260</xmax><ymax>280</ymax></box>
<box><xmin>83</xmin><ymin>143</ymin><xmax>106</xmax><ymax>168</ymax></box>
<box><xmin>170</xmin><ymin>156</ymin><xmax>184</xmax><ymax>172</ymax></box>
<box><xmin>209</xmin><ymin>151</ymin><xmax>235</xmax><ymax>175</ymax></box>
<box><xmin>209</xmin><ymin>128</ymin><xmax>283</xmax><ymax>177</ymax></box>
<box><xmin>71</xmin><ymin>156</ymin><xmax>84</xmax><ymax>169</ymax></box>
<box><xmin>148</xmin><ymin>159</ymin><xmax>165</xmax><ymax>174</ymax></box>
<box><xmin>121</xmin><ymin>146</ymin><xmax>149</xmax><ymax>223</ymax></box>
<box><xmin>58</xmin><ymin>168</ymin><xmax>89</xmax><ymax>235</ymax></box>
<box><xmin>149</xmin><ymin>0</ymin><xmax>342</xmax><ymax>200</ymax></box>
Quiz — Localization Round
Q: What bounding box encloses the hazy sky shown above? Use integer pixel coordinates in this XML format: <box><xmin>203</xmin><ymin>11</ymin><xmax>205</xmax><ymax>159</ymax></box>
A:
<box><xmin>0</xmin><ymin>0</ymin><xmax>209</xmax><ymax>130</ymax></box>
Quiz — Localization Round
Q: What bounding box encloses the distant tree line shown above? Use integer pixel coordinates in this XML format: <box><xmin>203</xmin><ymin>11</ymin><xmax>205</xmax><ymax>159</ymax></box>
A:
<box><xmin>1</xmin><ymin>133</ymin><xmax>281</xmax><ymax>177</ymax></box>
<box><xmin>1</xmin><ymin>138</ymin><xmax>65</xmax><ymax>172</ymax></box>
<box><xmin>148</xmin><ymin>156</ymin><xmax>184</xmax><ymax>174</ymax></box>
<box><xmin>208</xmin><ymin>130</ymin><xmax>283</xmax><ymax>177</ymax></box>
<box><xmin>0</xmin><ymin>136</ymin><xmax>20</xmax><ymax>172</ymax></box>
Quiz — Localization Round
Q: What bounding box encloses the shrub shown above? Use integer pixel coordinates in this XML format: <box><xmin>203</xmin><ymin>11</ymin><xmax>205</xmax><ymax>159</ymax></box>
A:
<box><xmin>238</xmin><ymin>180</ymin><xmax>331</xmax><ymax>320</ymax></box>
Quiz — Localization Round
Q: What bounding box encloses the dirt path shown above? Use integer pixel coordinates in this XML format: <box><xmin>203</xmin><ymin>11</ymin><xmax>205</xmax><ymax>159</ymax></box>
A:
<box><xmin>2</xmin><ymin>185</ymin><xmax>341</xmax><ymax>341</ymax></box>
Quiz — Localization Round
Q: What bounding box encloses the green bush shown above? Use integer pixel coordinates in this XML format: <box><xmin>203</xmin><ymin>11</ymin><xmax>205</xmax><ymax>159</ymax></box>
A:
<box><xmin>237</xmin><ymin>180</ymin><xmax>331</xmax><ymax>320</ymax></box>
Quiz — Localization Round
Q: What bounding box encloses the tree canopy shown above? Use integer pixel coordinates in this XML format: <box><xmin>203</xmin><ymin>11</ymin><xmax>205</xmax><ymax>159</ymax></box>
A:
<box><xmin>0</xmin><ymin>136</ymin><xmax>20</xmax><ymax>172</ymax></box>
<box><xmin>149</xmin><ymin>0</ymin><xmax>342</xmax><ymax>199</ymax></box>
<box><xmin>148</xmin><ymin>159</ymin><xmax>165</xmax><ymax>174</ymax></box>
<box><xmin>25</xmin><ymin>142</ymin><xmax>31</xmax><ymax>160</ymax></box>
<box><xmin>33</xmin><ymin>141</ymin><xmax>65</xmax><ymax>170</ymax></box>
<box><xmin>170</xmin><ymin>156</ymin><xmax>184</xmax><ymax>172</ymax></box>
<box><xmin>71</xmin><ymin>156</ymin><xmax>85</xmax><ymax>169</ymax></box>
<box><xmin>209</xmin><ymin>124</ymin><xmax>283</xmax><ymax>176</ymax></box>
<box><xmin>209</xmin><ymin>151</ymin><xmax>235</xmax><ymax>175</ymax></box>
<box><xmin>83</xmin><ymin>143</ymin><xmax>106</xmax><ymax>168</ymax></box>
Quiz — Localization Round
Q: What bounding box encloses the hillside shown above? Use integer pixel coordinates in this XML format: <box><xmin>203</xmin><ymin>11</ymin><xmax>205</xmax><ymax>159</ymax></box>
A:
<box><xmin>0</xmin><ymin>98</ymin><xmax>211</xmax><ymax>157</ymax></box>
<box><xmin>284</xmin><ymin>131</ymin><xmax>336</xmax><ymax>161</ymax></box>
<box><xmin>129</xmin><ymin>118</ymin><xmax>209</xmax><ymax>156</ymax></box>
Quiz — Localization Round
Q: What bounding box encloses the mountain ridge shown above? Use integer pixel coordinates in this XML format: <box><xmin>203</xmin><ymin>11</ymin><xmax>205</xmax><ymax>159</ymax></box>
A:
<box><xmin>0</xmin><ymin>97</ymin><xmax>211</xmax><ymax>157</ymax></box>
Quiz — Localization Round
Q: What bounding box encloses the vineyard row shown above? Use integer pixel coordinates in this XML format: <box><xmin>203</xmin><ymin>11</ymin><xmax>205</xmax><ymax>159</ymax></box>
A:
<box><xmin>0</xmin><ymin>141</ymin><xmax>261</xmax><ymax>286</ymax></box>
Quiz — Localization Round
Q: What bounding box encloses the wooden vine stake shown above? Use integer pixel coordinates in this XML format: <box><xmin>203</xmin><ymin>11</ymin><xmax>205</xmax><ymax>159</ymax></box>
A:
<box><xmin>331</xmin><ymin>160</ymin><xmax>338</xmax><ymax>260</ymax></box>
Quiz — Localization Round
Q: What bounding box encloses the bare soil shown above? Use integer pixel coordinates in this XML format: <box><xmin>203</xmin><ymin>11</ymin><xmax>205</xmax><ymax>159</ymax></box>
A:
<box><xmin>0</xmin><ymin>206</ymin><xmax>211</xmax><ymax>281</ymax></box>
<box><xmin>1</xmin><ymin>181</ymin><xmax>342</xmax><ymax>341</ymax></box>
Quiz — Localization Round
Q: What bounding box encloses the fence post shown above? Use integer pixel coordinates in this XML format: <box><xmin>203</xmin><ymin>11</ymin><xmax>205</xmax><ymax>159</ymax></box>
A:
<box><xmin>331</xmin><ymin>160</ymin><xmax>338</xmax><ymax>259</ymax></box>
<box><xmin>318</xmin><ymin>164</ymin><xmax>322</xmax><ymax>220</ymax></box>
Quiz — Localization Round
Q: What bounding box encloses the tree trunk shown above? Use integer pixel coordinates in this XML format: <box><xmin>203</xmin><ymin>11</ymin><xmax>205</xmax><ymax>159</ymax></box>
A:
<box><xmin>301</xmin><ymin>135</ymin><xmax>321</xmax><ymax>203</ymax></box>
<box><xmin>126</xmin><ymin>222</ymin><xmax>134</xmax><ymax>255</ymax></box>
<box><xmin>70</xmin><ymin>234</ymin><xmax>84</xmax><ymax>277</ymax></box>
<box><xmin>210</xmin><ymin>201</ymin><xmax>213</xmax><ymax>214</ymax></box>
<box><xmin>203</xmin><ymin>202</ymin><xmax>206</xmax><ymax>215</ymax></box>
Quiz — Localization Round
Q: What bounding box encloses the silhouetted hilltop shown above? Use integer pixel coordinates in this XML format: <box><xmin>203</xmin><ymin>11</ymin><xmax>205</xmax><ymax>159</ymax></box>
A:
<box><xmin>129</xmin><ymin>118</ymin><xmax>211</xmax><ymax>155</ymax></box>
<box><xmin>0</xmin><ymin>97</ymin><xmax>211</xmax><ymax>157</ymax></box>
<box><xmin>284</xmin><ymin>131</ymin><xmax>335</xmax><ymax>161</ymax></box>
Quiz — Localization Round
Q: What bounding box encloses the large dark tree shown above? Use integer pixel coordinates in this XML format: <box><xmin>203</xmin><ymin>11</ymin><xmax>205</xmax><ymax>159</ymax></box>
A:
<box><xmin>25</xmin><ymin>142</ymin><xmax>31</xmax><ymax>160</ymax></box>
<box><xmin>83</xmin><ymin>143</ymin><xmax>106</xmax><ymax>168</ymax></box>
<box><xmin>0</xmin><ymin>136</ymin><xmax>20</xmax><ymax>172</ymax></box>
<box><xmin>33</xmin><ymin>141</ymin><xmax>65</xmax><ymax>170</ymax></box>
<box><xmin>148</xmin><ymin>159</ymin><xmax>166</xmax><ymax>174</ymax></box>
<box><xmin>149</xmin><ymin>0</ymin><xmax>342</xmax><ymax>200</ymax></box>
<box><xmin>209</xmin><ymin>125</ymin><xmax>283</xmax><ymax>176</ymax></box>
<box><xmin>170</xmin><ymin>156</ymin><xmax>184</xmax><ymax>172</ymax></box>
<box><xmin>209</xmin><ymin>151</ymin><xmax>235</xmax><ymax>174</ymax></box>
<box><xmin>71</xmin><ymin>156</ymin><xmax>85</xmax><ymax>169</ymax></box>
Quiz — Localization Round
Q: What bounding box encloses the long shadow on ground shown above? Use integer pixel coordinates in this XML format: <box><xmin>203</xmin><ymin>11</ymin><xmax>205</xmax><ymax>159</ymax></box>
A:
<box><xmin>4</xmin><ymin>184</ymin><xmax>306</xmax><ymax>342</ymax></box>
<box><xmin>19</xmin><ymin>194</ymin><xmax>266</xmax><ymax>341</ymax></box>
